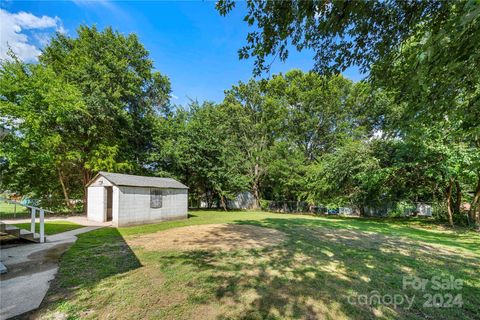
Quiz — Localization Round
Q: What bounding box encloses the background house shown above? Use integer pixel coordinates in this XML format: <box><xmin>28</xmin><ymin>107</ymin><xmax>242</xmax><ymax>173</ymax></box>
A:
<box><xmin>0</xmin><ymin>125</ymin><xmax>10</xmax><ymax>138</ymax></box>
<box><xmin>87</xmin><ymin>172</ymin><xmax>188</xmax><ymax>227</ymax></box>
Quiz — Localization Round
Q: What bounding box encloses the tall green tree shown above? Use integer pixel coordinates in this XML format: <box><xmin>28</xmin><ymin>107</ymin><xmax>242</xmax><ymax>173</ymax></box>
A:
<box><xmin>267</xmin><ymin>70</ymin><xmax>375</xmax><ymax>160</ymax></box>
<box><xmin>301</xmin><ymin>138</ymin><xmax>382</xmax><ymax>211</ymax></box>
<box><xmin>222</xmin><ymin>78</ymin><xmax>287</xmax><ymax>208</ymax></box>
<box><xmin>218</xmin><ymin>0</ymin><xmax>479</xmax><ymax>224</ymax></box>
<box><xmin>0</xmin><ymin>57</ymin><xmax>86</xmax><ymax>207</ymax></box>
<box><xmin>220</xmin><ymin>71</ymin><xmax>374</xmax><ymax>207</ymax></box>
<box><xmin>40</xmin><ymin>25</ymin><xmax>171</xmax><ymax>180</ymax></box>
<box><xmin>150</xmin><ymin>102</ymin><xmax>248</xmax><ymax>209</ymax></box>
<box><xmin>1</xmin><ymin>26</ymin><xmax>172</xmax><ymax>210</ymax></box>
<box><xmin>370</xmin><ymin>5</ymin><xmax>480</xmax><ymax>225</ymax></box>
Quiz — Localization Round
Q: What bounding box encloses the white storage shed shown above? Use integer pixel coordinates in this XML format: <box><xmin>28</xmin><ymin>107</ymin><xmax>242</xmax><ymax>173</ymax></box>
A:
<box><xmin>86</xmin><ymin>172</ymin><xmax>188</xmax><ymax>227</ymax></box>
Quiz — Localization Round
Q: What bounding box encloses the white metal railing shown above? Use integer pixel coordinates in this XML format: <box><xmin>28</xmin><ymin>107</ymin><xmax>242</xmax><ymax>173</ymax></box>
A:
<box><xmin>27</xmin><ymin>206</ymin><xmax>53</xmax><ymax>243</ymax></box>
<box><xmin>1</xmin><ymin>198</ymin><xmax>53</xmax><ymax>243</ymax></box>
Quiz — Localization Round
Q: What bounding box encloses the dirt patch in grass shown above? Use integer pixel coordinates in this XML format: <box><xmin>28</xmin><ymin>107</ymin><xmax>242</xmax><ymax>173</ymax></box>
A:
<box><xmin>126</xmin><ymin>223</ymin><xmax>287</xmax><ymax>252</ymax></box>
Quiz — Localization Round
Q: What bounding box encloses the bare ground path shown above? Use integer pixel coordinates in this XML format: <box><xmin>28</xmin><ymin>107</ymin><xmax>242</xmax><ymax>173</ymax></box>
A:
<box><xmin>126</xmin><ymin>223</ymin><xmax>287</xmax><ymax>252</ymax></box>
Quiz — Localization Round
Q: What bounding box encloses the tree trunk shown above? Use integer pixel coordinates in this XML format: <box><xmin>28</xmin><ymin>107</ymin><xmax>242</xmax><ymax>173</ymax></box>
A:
<box><xmin>207</xmin><ymin>195</ymin><xmax>212</xmax><ymax>209</ymax></box>
<box><xmin>220</xmin><ymin>195</ymin><xmax>228</xmax><ymax>211</ymax></box>
<box><xmin>57</xmin><ymin>167</ymin><xmax>74</xmax><ymax>213</ymax></box>
<box><xmin>468</xmin><ymin>177</ymin><xmax>480</xmax><ymax>223</ymax></box>
<box><xmin>82</xmin><ymin>168</ymin><xmax>92</xmax><ymax>215</ymax></box>
<box><xmin>251</xmin><ymin>163</ymin><xmax>261</xmax><ymax>210</ymax></box>
<box><xmin>446</xmin><ymin>179</ymin><xmax>454</xmax><ymax>227</ymax></box>
<box><xmin>455</xmin><ymin>180</ymin><xmax>462</xmax><ymax>214</ymax></box>
<box><xmin>476</xmin><ymin>206</ymin><xmax>480</xmax><ymax>227</ymax></box>
<box><xmin>252</xmin><ymin>184</ymin><xmax>260</xmax><ymax>210</ymax></box>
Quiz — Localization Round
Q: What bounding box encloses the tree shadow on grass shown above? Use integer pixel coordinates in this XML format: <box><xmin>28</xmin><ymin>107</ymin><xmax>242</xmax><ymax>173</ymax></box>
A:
<box><xmin>157</xmin><ymin>218</ymin><xmax>480</xmax><ymax>320</ymax></box>
<box><xmin>28</xmin><ymin>217</ymin><xmax>480</xmax><ymax>320</ymax></box>
<box><xmin>38</xmin><ymin>227</ymin><xmax>142</xmax><ymax>311</ymax></box>
<box><xmin>242</xmin><ymin>217</ymin><xmax>480</xmax><ymax>254</ymax></box>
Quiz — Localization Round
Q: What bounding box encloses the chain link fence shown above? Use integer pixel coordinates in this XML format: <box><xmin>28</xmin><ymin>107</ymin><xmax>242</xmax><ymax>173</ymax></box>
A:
<box><xmin>1</xmin><ymin>196</ymin><xmax>84</xmax><ymax>217</ymax></box>
<box><xmin>260</xmin><ymin>200</ymin><xmax>446</xmax><ymax>218</ymax></box>
<box><xmin>259</xmin><ymin>200</ymin><xmax>358</xmax><ymax>215</ymax></box>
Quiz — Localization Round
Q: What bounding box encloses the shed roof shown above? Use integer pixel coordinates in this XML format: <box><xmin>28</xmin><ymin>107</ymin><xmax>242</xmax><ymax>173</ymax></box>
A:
<box><xmin>87</xmin><ymin>172</ymin><xmax>188</xmax><ymax>189</ymax></box>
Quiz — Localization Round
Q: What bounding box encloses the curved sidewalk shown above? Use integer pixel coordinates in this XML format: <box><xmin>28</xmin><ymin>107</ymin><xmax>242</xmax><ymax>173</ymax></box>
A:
<box><xmin>0</xmin><ymin>225</ymin><xmax>103</xmax><ymax>319</ymax></box>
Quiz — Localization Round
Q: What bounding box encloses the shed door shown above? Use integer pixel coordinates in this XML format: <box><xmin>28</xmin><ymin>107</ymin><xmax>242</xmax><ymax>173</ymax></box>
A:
<box><xmin>106</xmin><ymin>186</ymin><xmax>113</xmax><ymax>221</ymax></box>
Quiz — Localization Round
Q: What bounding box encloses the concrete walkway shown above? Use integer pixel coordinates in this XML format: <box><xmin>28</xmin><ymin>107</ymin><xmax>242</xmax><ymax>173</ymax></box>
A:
<box><xmin>0</xmin><ymin>226</ymin><xmax>102</xmax><ymax>319</ymax></box>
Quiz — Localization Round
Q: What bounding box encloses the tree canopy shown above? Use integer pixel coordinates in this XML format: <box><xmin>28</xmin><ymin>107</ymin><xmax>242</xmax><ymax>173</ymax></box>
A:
<box><xmin>1</xmin><ymin>18</ymin><xmax>479</xmax><ymax>226</ymax></box>
<box><xmin>215</xmin><ymin>0</ymin><xmax>480</xmax><ymax>225</ymax></box>
<box><xmin>216</xmin><ymin>1</ymin><xmax>476</xmax><ymax>75</ymax></box>
<box><xmin>0</xmin><ymin>26</ymin><xmax>171</xmax><ymax>210</ymax></box>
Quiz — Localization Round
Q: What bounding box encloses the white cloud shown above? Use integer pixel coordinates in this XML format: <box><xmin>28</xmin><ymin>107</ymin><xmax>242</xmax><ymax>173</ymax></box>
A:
<box><xmin>171</xmin><ymin>94</ymin><xmax>179</xmax><ymax>100</ymax></box>
<box><xmin>71</xmin><ymin>0</ymin><xmax>117</xmax><ymax>10</ymax></box>
<box><xmin>34</xmin><ymin>33</ymin><xmax>52</xmax><ymax>47</ymax></box>
<box><xmin>71</xmin><ymin>0</ymin><xmax>131</xmax><ymax>24</ymax></box>
<box><xmin>0</xmin><ymin>9</ymin><xmax>65</xmax><ymax>62</ymax></box>
<box><xmin>12</xmin><ymin>11</ymin><xmax>59</xmax><ymax>29</ymax></box>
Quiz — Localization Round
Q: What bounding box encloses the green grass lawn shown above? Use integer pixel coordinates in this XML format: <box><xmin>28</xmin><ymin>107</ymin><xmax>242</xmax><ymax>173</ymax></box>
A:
<box><xmin>0</xmin><ymin>201</ymin><xmax>30</xmax><ymax>219</ymax></box>
<box><xmin>13</xmin><ymin>221</ymin><xmax>83</xmax><ymax>235</ymax></box>
<box><xmin>36</xmin><ymin>211</ymin><xmax>479</xmax><ymax>319</ymax></box>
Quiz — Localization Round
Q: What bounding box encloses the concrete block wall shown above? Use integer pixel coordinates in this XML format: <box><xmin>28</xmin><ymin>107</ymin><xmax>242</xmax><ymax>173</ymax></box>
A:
<box><xmin>112</xmin><ymin>186</ymin><xmax>120</xmax><ymax>225</ymax></box>
<box><xmin>117</xmin><ymin>186</ymin><xmax>187</xmax><ymax>226</ymax></box>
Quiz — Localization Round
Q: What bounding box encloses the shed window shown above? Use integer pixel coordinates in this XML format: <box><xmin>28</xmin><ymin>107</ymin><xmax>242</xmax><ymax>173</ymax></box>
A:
<box><xmin>150</xmin><ymin>188</ymin><xmax>163</xmax><ymax>208</ymax></box>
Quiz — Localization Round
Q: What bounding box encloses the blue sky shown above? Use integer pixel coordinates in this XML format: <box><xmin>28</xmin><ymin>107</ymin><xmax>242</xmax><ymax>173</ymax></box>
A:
<box><xmin>1</xmin><ymin>1</ymin><xmax>363</xmax><ymax>106</ymax></box>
